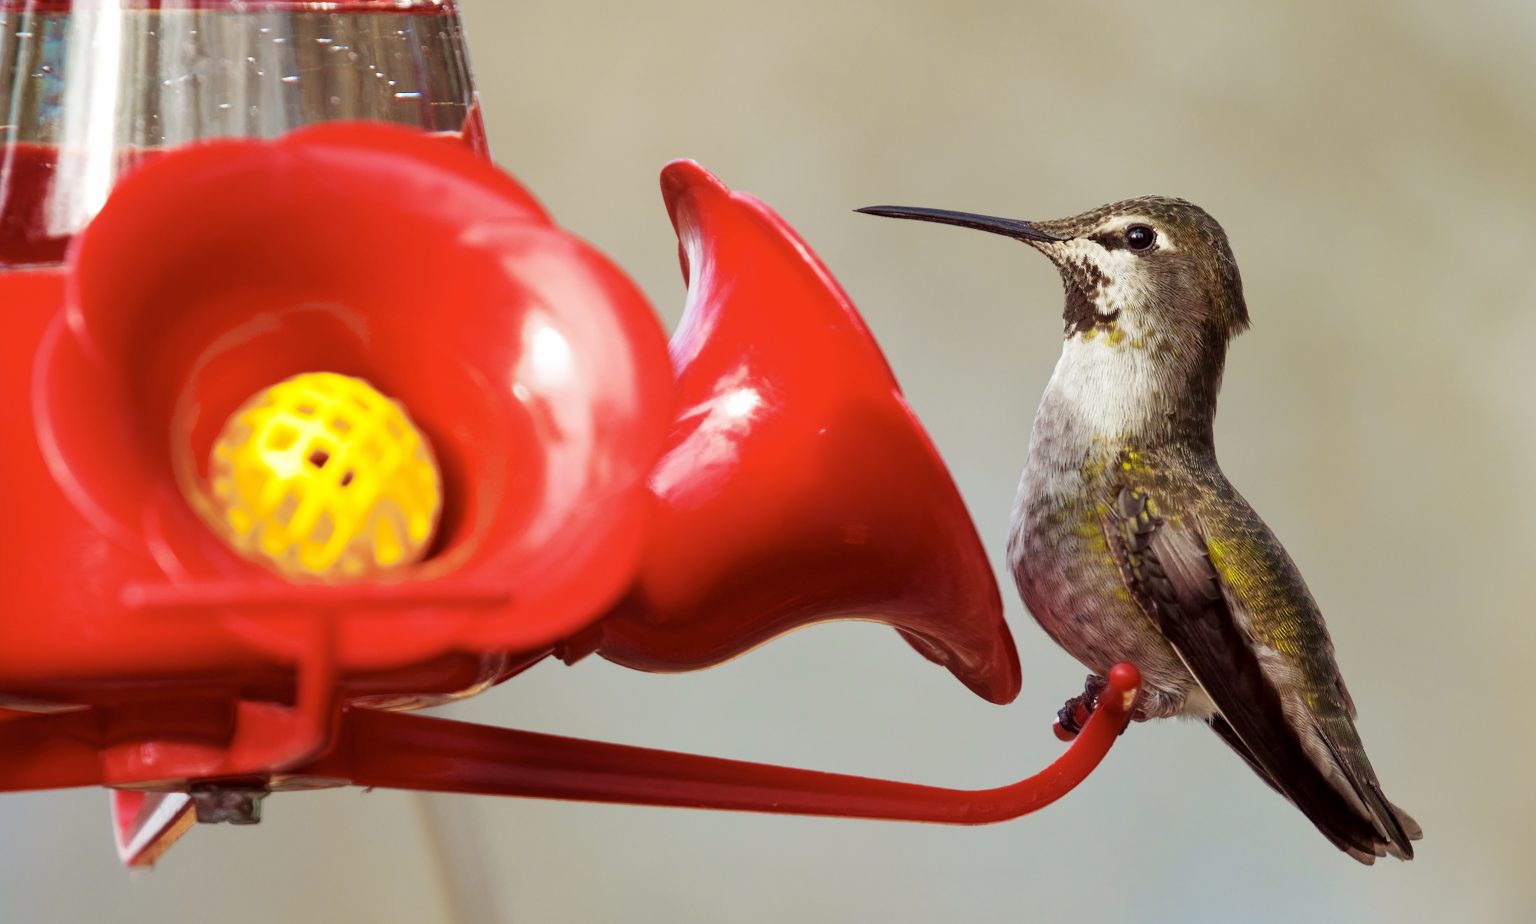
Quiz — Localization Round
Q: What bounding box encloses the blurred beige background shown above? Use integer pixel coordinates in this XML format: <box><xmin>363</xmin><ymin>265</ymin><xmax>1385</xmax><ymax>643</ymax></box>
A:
<box><xmin>4</xmin><ymin>1</ymin><xmax>1533</xmax><ymax>921</ymax></box>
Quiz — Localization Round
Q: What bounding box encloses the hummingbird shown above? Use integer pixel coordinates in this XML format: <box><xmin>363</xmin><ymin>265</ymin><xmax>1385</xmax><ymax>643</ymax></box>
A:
<box><xmin>858</xmin><ymin>197</ymin><xmax>1421</xmax><ymax>863</ymax></box>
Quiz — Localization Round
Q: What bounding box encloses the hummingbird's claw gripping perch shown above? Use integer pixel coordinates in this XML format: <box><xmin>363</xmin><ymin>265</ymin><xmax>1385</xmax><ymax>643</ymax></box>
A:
<box><xmin>1053</xmin><ymin>673</ymin><xmax>1113</xmax><ymax>741</ymax></box>
<box><xmin>1054</xmin><ymin>700</ymin><xmax>1088</xmax><ymax>740</ymax></box>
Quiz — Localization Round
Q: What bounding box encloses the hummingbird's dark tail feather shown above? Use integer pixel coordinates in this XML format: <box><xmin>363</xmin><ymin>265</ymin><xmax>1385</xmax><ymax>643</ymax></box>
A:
<box><xmin>1388</xmin><ymin>799</ymin><xmax>1424</xmax><ymax>846</ymax></box>
<box><xmin>1315</xmin><ymin>716</ymin><xmax>1421</xmax><ymax>860</ymax></box>
<box><xmin>1390</xmin><ymin>800</ymin><xmax>1423</xmax><ymax>840</ymax></box>
<box><xmin>1206</xmin><ymin>715</ymin><xmax>1376</xmax><ymax>860</ymax></box>
<box><xmin>1208</xmin><ymin>714</ymin><xmax>1421</xmax><ymax>864</ymax></box>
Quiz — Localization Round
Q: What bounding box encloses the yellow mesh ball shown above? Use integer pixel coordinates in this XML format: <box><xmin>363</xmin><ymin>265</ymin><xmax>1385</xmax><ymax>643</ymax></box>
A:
<box><xmin>208</xmin><ymin>372</ymin><xmax>443</xmax><ymax>580</ymax></box>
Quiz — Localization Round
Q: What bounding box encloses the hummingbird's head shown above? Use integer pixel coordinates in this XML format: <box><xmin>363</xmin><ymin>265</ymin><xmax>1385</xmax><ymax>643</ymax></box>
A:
<box><xmin>858</xmin><ymin>196</ymin><xmax>1249</xmax><ymax>350</ymax></box>
<box><xmin>859</xmin><ymin>196</ymin><xmax>1250</xmax><ymax>441</ymax></box>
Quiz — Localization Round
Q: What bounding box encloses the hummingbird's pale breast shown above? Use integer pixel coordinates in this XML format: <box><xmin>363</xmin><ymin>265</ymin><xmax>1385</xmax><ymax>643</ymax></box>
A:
<box><xmin>1009</xmin><ymin>323</ymin><xmax>1211</xmax><ymax>719</ymax></box>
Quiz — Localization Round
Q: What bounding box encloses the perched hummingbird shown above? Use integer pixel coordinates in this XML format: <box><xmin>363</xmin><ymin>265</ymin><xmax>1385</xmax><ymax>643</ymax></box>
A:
<box><xmin>859</xmin><ymin>197</ymin><xmax>1421</xmax><ymax>863</ymax></box>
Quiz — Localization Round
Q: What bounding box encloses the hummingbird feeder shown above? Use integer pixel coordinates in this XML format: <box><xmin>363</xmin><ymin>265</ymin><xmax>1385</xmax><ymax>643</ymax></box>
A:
<box><xmin>0</xmin><ymin>0</ymin><xmax>1139</xmax><ymax>867</ymax></box>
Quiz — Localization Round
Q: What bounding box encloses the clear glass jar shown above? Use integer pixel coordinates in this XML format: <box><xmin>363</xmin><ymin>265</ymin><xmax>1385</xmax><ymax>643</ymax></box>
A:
<box><xmin>0</xmin><ymin>0</ymin><xmax>485</xmax><ymax>268</ymax></box>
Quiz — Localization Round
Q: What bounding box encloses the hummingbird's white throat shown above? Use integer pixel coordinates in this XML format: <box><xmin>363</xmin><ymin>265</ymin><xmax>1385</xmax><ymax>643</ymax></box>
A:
<box><xmin>1040</xmin><ymin>317</ymin><xmax>1162</xmax><ymax>440</ymax></box>
<box><xmin>1034</xmin><ymin>230</ymin><xmax>1175</xmax><ymax>440</ymax></box>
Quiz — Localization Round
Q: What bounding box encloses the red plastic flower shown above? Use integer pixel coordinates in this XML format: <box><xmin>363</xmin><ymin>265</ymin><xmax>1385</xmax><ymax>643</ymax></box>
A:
<box><xmin>10</xmin><ymin>123</ymin><xmax>673</xmax><ymax>745</ymax></box>
<box><xmin>575</xmin><ymin>161</ymin><xmax>1021</xmax><ymax>704</ymax></box>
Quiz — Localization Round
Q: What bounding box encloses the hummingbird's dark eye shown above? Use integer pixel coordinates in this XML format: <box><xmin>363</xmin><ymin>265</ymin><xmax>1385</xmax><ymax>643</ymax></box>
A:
<box><xmin>1124</xmin><ymin>224</ymin><xmax>1156</xmax><ymax>251</ymax></box>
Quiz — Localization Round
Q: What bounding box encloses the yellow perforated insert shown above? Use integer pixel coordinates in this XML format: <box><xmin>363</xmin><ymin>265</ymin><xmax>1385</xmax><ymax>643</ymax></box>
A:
<box><xmin>208</xmin><ymin>372</ymin><xmax>442</xmax><ymax>579</ymax></box>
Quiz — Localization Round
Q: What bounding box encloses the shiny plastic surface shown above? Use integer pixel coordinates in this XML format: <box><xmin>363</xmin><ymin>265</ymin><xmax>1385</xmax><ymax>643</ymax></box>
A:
<box><xmin>1</xmin><ymin>123</ymin><xmax>673</xmax><ymax>775</ymax></box>
<box><xmin>581</xmin><ymin>161</ymin><xmax>1022</xmax><ymax>704</ymax></box>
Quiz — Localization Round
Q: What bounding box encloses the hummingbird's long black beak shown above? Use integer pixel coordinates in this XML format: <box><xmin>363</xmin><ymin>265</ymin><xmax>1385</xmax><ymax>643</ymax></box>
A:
<box><xmin>855</xmin><ymin>206</ymin><xmax>1065</xmax><ymax>243</ymax></box>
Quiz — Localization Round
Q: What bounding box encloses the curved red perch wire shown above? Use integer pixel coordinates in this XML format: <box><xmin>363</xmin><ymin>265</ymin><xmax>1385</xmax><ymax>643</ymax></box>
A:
<box><xmin>297</xmin><ymin>664</ymin><xmax>1140</xmax><ymax>823</ymax></box>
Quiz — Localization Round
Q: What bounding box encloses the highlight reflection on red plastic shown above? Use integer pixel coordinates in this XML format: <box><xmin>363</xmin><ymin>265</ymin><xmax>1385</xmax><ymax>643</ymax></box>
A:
<box><xmin>579</xmin><ymin>161</ymin><xmax>1022</xmax><ymax>705</ymax></box>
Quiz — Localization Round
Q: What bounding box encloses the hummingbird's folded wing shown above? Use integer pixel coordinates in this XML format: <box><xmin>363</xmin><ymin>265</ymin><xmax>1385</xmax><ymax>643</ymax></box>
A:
<box><xmin>1105</xmin><ymin>484</ymin><xmax>1392</xmax><ymax>861</ymax></box>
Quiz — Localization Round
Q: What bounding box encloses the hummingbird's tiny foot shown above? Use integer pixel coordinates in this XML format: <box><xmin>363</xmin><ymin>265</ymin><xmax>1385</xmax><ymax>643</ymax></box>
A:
<box><xmin>1054</xmin><ymin>698</ymin><xmax>1088</xmax><ymax>739</ymax></box>
<box><xmin>1053</xmin><ymin>674</ymin><xmax>1108</xmax><ymax>740</ymax></box>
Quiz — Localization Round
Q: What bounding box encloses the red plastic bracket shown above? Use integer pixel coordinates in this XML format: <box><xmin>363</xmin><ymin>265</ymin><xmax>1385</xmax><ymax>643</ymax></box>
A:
<box><xmin>293</xmin><ymin>663</ymin><xmax>1141</xmax><ymax>824</ymax></box>
<box><xmin>112</xmin><ymin>791</ymin><xmax>195</xmax><ymax>867</ymax></box>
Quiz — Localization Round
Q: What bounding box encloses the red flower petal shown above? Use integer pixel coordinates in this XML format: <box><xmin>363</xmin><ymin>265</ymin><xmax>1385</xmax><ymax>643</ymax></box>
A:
<box><xmin>586</xmin><ymin>161</ymin><xmax>1021</xmax><ymax>704</ymax></box>
<box><xmin>23</xmin><ymin>123</ymin><xmax>673</xmax><ymax>696</ymax></box>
